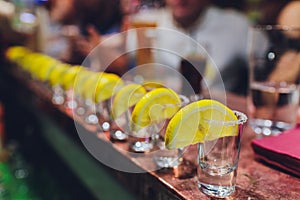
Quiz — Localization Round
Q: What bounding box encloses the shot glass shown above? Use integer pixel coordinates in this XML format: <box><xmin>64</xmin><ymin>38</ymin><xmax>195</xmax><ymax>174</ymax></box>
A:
<box><xmin>105</xmin><ymin>101</ymin><xmax>129</xmax><ymax>141</ymax></box>
<box><xmin>197</xmin><ymin>111</ymin><xmax>247</xmax><ymax>198</ymax></box>
<box><xmin>130</xmin><ymin>122</ymin><xmax>155</xmax><ymax>153</ymax></box>
<box><xmin>152</xmin><ymin>95</ymin><xmax>190</xmax><ymax>168</ymax></box>
<box><xmin>248</xmin><ymin>25</ymin><xmax>300</xmax><ymax>137</ymax></box>
<box><xmin>153</xmin><ymin>135</ymin><xmax>184</xmax><ymax>168</ymax></box>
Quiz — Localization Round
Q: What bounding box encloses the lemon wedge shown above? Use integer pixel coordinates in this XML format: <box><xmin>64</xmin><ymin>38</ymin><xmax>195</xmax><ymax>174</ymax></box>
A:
<box><xmin>60</xmin><ymin>65</ymin><xmax>82</xmax><ymax>90</ymax></box>
<box><xmin>18</xmin><ymin>53</ymin><xmax>41</xmax><ymax>71</ymax></box>
<box><xmin>48</xmin><ymin>63</ymin><xmax>70</xmax><ymax>86</ymax></box>
<box><xmin>35</xmin><ymin>60</ymin><xmax>59</xmax><ymax>82</ymax></box>
<box><xmin>142</xmin><ymin>81</ymin><xmax>165</xmax><ymax>91</ymax></box>
<box><xmin>131</xmin><ymin>88</ymin><xmax>181</xmax><ymax>131</ymax></box>
<box><xmin>73</xmin><ymin>69</ymin><xmax>94</xmax><ymax>95</ymax></box>
<box><xmin>22</xmin><ymin>53</ymin><xmax>45</xmax><ymax>76</ymax></box>
<box><xmin>94</xmin><ymin>73</ymin><xmax>124</xmax><ymax>103</ymax></box>
<box><xmin>6</xmin><ymin>46</ymin><xmax>30</xmax><ymax>62</ymax></box>
<box><xmin>33</xmin><ymin>55</ymin><xmax>66</xmax><ymax>81</ymax></box>
<box><xmin>165</xmin><ymin>99</ymin><xmax>239</xmax><ymax>149</ymax></box>
<box><xmin>81</xmin><ymin>72</ymin><xmax>109</xmax><ymax>100</ymax></box>
<box><xmin>112</xmin><ymin>83</ymin><xmax>147</xmax><ymax>119</ymax></box>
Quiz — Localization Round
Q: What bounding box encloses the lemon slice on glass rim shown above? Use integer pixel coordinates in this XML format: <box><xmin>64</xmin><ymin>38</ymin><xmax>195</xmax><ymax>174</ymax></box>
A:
<box><xmin>165</xmin><ymin>99</ymin><xmax>246</xmax><ymax>150</ymax></box>
<box><xmin>60</xmin><ymin>65</ymin><xmax>82</xmax><ymax>90</ymax></box>
<box><xmin>34</xmin><ymin>56</ymin><xmax>67</xmax><ymax>82</ymax></box>
<box><xmin>131</xmin><ymin>87</ymin><xmax>181</xmax><ymax>132</ymax></box>
<box><xmin>79</xmin><ymin>72</ymin><xmax>103</xmax><ymax>99</ymax></box>
<box><xmin>142</xmin><ymin>81</ymin><xmax>165</xmax><ymax>91</ymax></box>
<box><xmin>6</xmin><ymin>46</ymin><xmax>30</xmax><ymax>61</ymax></box>
<box><xmin>47</xmin><ymin>63</ymin><xmax>70</xmax><ymax>86</ymax></box>
<box><xmin>73</xmin><ymin>69</ymin><xmax>94</xmax><ymax>95</ymax></box>
<box><xmin>94</xmin><ymin>73</ymin><xmax>124</xmax><ymax>103</ymax></box>
<box><xmin>111</xmin><ymin>83</ymin><xmax>147</xmax><ymax>119</ymax></box>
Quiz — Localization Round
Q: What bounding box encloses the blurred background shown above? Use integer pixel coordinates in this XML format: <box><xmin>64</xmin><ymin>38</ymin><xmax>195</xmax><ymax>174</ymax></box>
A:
<box><xmin>0</xmin><ymin>0</ymin><xmax>298</xmax><ymax>199</ymax></box>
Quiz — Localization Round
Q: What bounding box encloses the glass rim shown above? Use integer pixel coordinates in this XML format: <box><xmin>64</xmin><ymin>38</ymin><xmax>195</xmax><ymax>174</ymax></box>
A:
<box><xmin>252</xmin><ymin>25</ymin><xmax>300</xmax><ymax>31</ymax></box>
<box><xmin>205</xmin><ymin>110</ymin><xmax>248</xmax><ymax>126</ymax></box>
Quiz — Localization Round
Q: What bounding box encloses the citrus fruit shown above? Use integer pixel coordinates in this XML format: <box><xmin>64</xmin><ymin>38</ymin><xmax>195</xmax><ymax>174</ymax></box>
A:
<box><xmin>165</xmin><ymin>99</ymin><xmax>239</xmax><ymax>149</ymax></box>
<box><xmin>131</xmin><ymin>87</ymin><xmax>181</xmax><ymax>131</ymax></box>
<box><xmin>6</xmin><ymin>46</ymin><xmax>30</xmax><ymax>62</ymax></box>
<box><xmin>60</xmin><ymin>65</ymin><xmax>82</xmax><ymax>90</ymax></box>
<box><xmin>73</xmin><ymin>69</ymin><xmax>94</xmax><ymax>95</ymax></box>
<box><xmin>142</xmin><ymin>81</ymin><xmax>165</xmax><ymax>91</ymax></box>
<box><xmin>94</xmin><ymin>73</ymin><xmax>124</xmax><ymax>103</ymax></box>
<box><xmin>34</xmin><ymin>60</ymin><xmax>59</xmax><ymax>81</ymax></box>
<box><xmin>48</xmin><ymin>63</ymin><xmax>70</xmax><ymax>86</ymax></box>
<box><xmin>33</xmin><ymin>55</ymin><xmax>65</xmax><ymax>81</ymax></box>
<box><xmin>111</xmin><ymin>83</ymin><xmax>147</xmax><ymax>119</ymax></box>
<box><xmin>80</xmin><ymin>72</ymin><xmax>103</xmax><ymax>99</ymax></box>
<box><xmin>19</xmin><ymin>52</ymin><xmax>41</xmax><ymax>71</ymax></box>
<box><xmin>29</xmin><ymin>54</ymin><xmax>54</xmax><ymax>71</ymax></box>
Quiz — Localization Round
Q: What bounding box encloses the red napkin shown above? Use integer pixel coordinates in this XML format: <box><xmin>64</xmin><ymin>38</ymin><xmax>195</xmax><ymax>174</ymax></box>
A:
<box><xmin>251</xmin><ymin>124</ymin><xmax>300</xmax><ymax>177</ymax></box>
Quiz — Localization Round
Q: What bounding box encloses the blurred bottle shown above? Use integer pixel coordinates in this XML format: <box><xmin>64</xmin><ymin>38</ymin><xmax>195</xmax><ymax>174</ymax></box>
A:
<box><xmin>11</xmin><ymin>0</ymin><xmax>38</xmax><ymax>34</ymax></box>
<box><xmin>33</xmin><ymin>0</ymin><xmax>51</xmax><ymax>52</ymax></box>
<box><xmin>129</xmin><ymin>0</ymin><xmax>163</xmax><ymax>81</ymax></box>
<box><xmin>180</xmin><ymin>53</ymin><xmax>206</xmax><ymax>98</ymax></box>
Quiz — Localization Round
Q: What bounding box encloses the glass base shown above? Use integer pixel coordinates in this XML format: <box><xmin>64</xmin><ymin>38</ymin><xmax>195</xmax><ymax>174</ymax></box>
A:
<box><xmin>153</xmin><ymin>138</ymin><xmax>183</xmax><ymax>168</ymax></box>
<box><xmin>101</xmin><ymin>122</ymin><xmax>110</xmax><ymax>132</ymax></box>
<box><xmin>65</xmin><ymin>99</ymin><xmax>77</xmax><ymax>109</ymax></box>
<box><xmin>250</xmin><ymin>118</ymin><xmax>294</xmax><ymax>137</ymax></box>
<box><xmin>131</xmin><ymin>141</ymin><xmax>153</xmax><ymax>153</ymax></box>
<box><xmin>110</xmin><ymin>130</ymin><xmax>128</xmax><ymax>141</ymax></box>
<box><xmin>76</xmin><ymin>107</ymin><xmax>86</xmax><ymax>116</ymax></box>
<box><xmin>154</xmin><ymin>156</ymin><xmax>181</xmax><ymax>168</ymax></box>
<box><xmin>85</xmin><ymin>114</ymin><xmax>99</xmax><ymax>125</ymax></box>
<box><xmin>198</xmin><ymin>182</ymin><xmax>235</xmax><ymax>198</ymax></box>
<box><xmin>52</xmin><ymin>95</ymin><xmax>64</xmax><ymax>105</ymax></box>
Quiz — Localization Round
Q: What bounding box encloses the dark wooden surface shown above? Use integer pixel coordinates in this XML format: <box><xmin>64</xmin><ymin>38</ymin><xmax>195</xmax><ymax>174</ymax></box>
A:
<box><xmin>4</xmin><ymin>65</ymin><xmax>300</xmax><ymax>200</ymax></box>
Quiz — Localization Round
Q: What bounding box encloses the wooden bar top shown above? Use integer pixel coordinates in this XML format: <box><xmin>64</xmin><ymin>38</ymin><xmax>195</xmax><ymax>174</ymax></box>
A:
<box><xmin>4</xmin><ymin>65</ymin><xmax>300</xmax><ymax>200</ymax></box>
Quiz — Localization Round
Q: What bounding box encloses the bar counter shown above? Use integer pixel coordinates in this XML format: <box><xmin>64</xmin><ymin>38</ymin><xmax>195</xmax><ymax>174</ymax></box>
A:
<box><xmin>2</xmin><ymin>63</ymin><xmax>300</xmax><ymax>200</ymax></box>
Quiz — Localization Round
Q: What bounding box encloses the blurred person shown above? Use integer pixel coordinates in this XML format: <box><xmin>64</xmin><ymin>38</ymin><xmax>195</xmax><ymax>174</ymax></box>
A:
<box><xmin>212</xmin><ymin>0</ymin><xmax>246</xmax><ymax>11</ymax></box>
<box><xmin>255</xmin><ymin>0</ymin><xmax>300</xmax><ymax>84</ymax></box>
<box><xmin>257</xmin><ymin>0</ymin><xmax>292</xmax><ymax>25</ymax></box>
<box><xmin>277</xmin><ymin>0</ymin><xmax>300</xmax><ymax>28</ymax></box>
<box><xmin>44</xmin><ymin>0</ymin><xmax>127</xmax><ymax>75</ymax></box>
<box><xmin>154</xmin><ymin>0</ymin><xmax>252</xmax><ymax>95</ymax></box>
<box><xmin>47</xmin><ymin>0</ymin><xmax>77</xmax><ymax>25</ymax></box>
<box><xmin>70</xmin><ymin>0</ymin><xmax>127</xmax><ymax>75</ymax></box>
<box><xmin>77</xmin><ymin>0</ymin><xmax>123</xmax><ymax>35</ymax></box>
<box><xmin>40</xmin><ymin>0</ymin><xmax>79</xmax><ymax>62</ymax></box>
<box><xmin>266</xmin><ymin>0</ymin><xmax>300</xmax><ymax>84</ymax></box>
